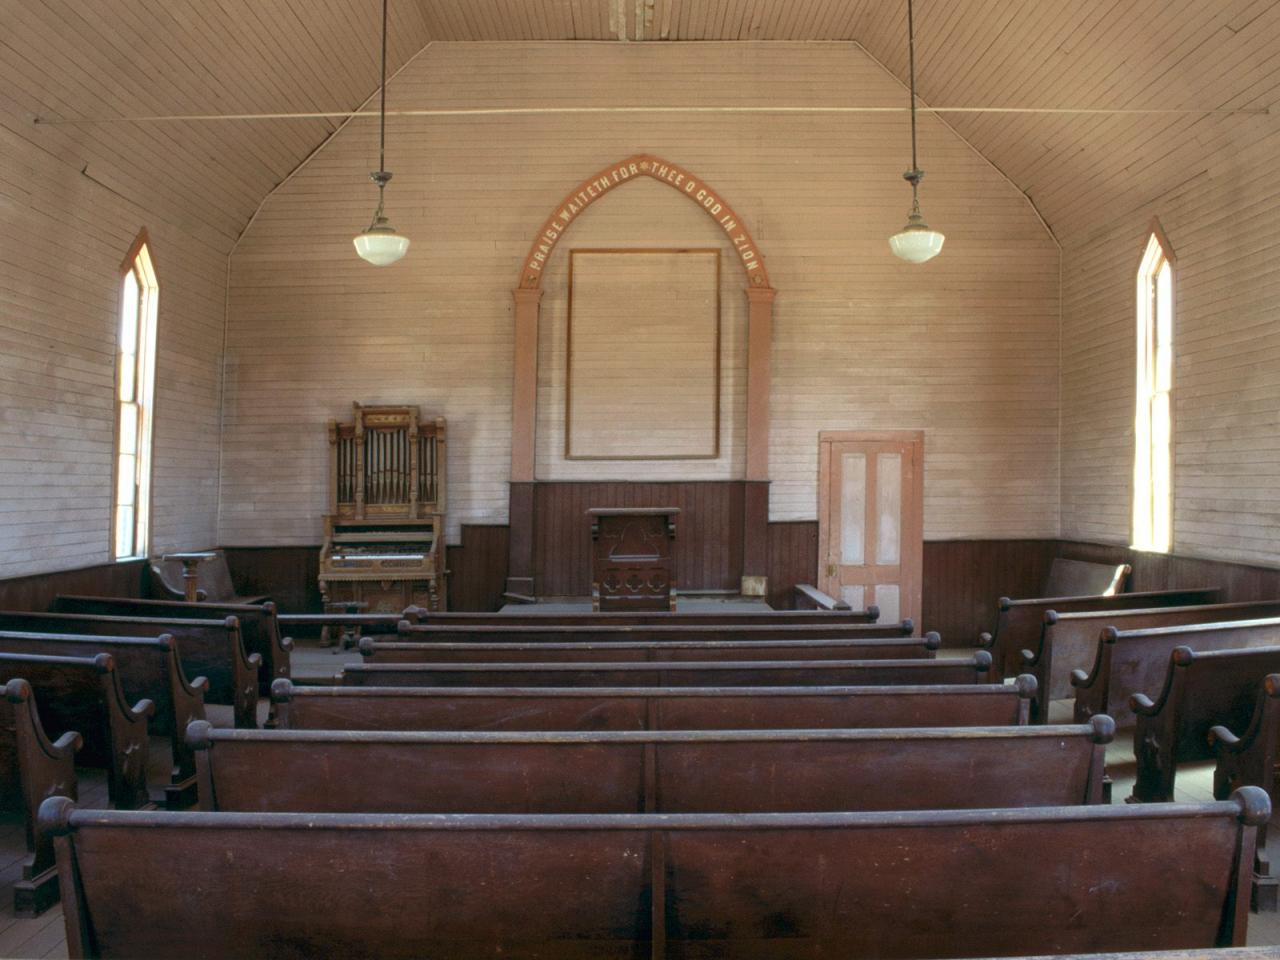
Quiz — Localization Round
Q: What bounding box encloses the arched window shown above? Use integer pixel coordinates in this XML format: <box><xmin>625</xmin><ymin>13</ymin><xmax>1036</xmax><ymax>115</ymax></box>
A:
<box><xmin>113</xmin><ymin>233</ymin><xmax>158</xmax><ymax>560</ymax></box>
<box><xmin>1133</xmin><ymin>226</ymin><xmax>1174</xmax><ymax>553</ymax></box>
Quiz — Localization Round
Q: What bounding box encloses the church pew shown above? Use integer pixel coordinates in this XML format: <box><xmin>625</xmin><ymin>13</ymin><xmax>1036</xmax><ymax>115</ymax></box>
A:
<box><xmin>42</xmin><ymin>789</ymin><xmax>1267</xmax><ymax>958</ymax></box>
<box><xmin>1073</xmin><ymin>618</ymin><xmax>1280</xmax><ymax>727</ymax></box>
<box><xmin>0</xmin><ymin>630</ymin><xmax>207</xmax><ymax>807</ymax></box>
<box><xmin>395</xmin><ymin>619</ymin><xmax>918</xmax><ymax>644</ymax></box>
<box><xmin>52</xmin><ymin>596</ymin><xmax>291</xmax><ymax>697</ymax></box>
<box><xmin>1023</xmin><ymin>599</ymin><xmax>1280</xmax><ymax>718</ymax></box>
<box><xmin>1210</xmin><ymin>674</ymin><xmax>1280</xmax><ymax>911</ymax></box>
<box><xmin>0</xmin><ymin>654</ymin><xmax>152</xmax><ymax>811</ymax></box>
<box><xmin>190</xmin><ymin>716</ymin><xmax>1112</xmax><ymax>814</ymax></box>
<box><xmin>0</xmin><ymin>679</ymin><xmax>80</xmax><ymax>916</ymax></box>
<box><xmin>1130</xmin><ymin>645</ymin><xmax>1280</xmax><ymax>804</ymax></box>
<box><xmin>357</xmin><ymin>631</ymin><xmax>941</xmax><ymax>664</ymax></box>
<box><xmin>983</xmin><ymin>587</ymin><xmax>1222</xmax><ymax>680</ymax></box>
<box><xmin>340</xmin><ymin>652</ymin><xmax>994</xmax><ymax>688</ymax></box>
<box><xmin>0</xmin><ymin>610</ymin><xmax>258</xmax><ymax>730</ymax></box>
<box><xmin>273</xmin><ymin>675</ymin><xmax>1037</xmax><ymax>731</ymax></box>
<box><xmin>1041</xmin><ymin>558</ymin><xmax>1131</xmax><ymax>597</ymax></box>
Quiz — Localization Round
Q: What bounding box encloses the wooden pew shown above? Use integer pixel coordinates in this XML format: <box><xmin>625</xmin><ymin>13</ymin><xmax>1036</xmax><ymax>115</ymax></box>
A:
<box><xmin>1042</xmin><ymin>557</ymin><xmax>1131</xmax><ymax>597</ymax></box>
<box><xmin>357</xmin><ymin>631</ymin><xmax>941</xmax><ymax>664</ymax></box>
<box><xmin>984</xmin><ymin>587</ymin><xmax>1222</xmax><ymax>680</ymax></box>
<box><xmin>0</xmin><ymin>679</ymin><xmax>79</xmax><ymax>916</ymax></box>
<box><xmin>1073</xmin><ymin>618</ymin><xmax>1280</xmax><ymax>727</ymax></box>
<box><xmin>0</xmin><ymin>610</ymin><xmax>258</xmax><ymax>730</ymax></box>
<box><xmin>1210</xmin><ymin>674</ymin><xmax>1280</xmax><ymax>910</ymax></box>
<box><xmin>273</xmin><ymin>675</ymin><xmax>1037</xmax><ymax>732</ymax></box>
<box><xmin>395</xmin><ymin>620</ymin><xmax>918</xmax><ymax>645</ymax></box>
<box><xmin>190</xmin><ymin>716</ymin><xmax>1112</xmax><ymax>814</ymax></box>
<box><xmin>42</xmin><ymin>788</ymin><xmax>1267</xmax><ymax>958</ymax></box>
<box><xmin>1131</xmin><ymin>645</ymin><xmax>1280</xmax><ymax>804</ymax></box>
<box><xmin>0</xmin><ymin>653</ymin><xmax>152</xmax><ymax>811</ymax></box>
<box><xmin>341</xmin><ymin>652</ymin><xmax>994</xmax><ymax>688</ymax></box>
<box><xmin>0</xmin><ymin>630</ymin><xmax>207</xmax><ymax>807</ymax></box>
<box><xmin>52</xmin><ymin>596</ymin><xmax>291</xmax><ymax>697</ymax></box>
<box><xmin>793</xmin><ymin>583</ymin><xmax>854</xmax><ymax>611</ymax></box>
<box><xmin>1024</xmin><ymin>599</ymin><xmax>1280</xmax><ymax>717</ymax></box>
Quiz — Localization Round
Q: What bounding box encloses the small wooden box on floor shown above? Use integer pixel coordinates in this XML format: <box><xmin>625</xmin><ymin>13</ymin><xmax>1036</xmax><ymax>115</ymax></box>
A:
<box><xmin>319</xmin><ymin>404</ymin><xmax>447</xmax><ymax>614</ymax></box>
<box><xmin>588</xmin><ymin>507</ymin><xmax>678</xmax><ymax>611</ymax></box>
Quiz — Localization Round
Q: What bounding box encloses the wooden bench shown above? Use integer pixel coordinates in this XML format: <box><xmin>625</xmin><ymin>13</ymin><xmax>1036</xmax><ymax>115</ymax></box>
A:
<box><xmin>42</xmin><ymin>788</ymin><xmax>1266</xmax><ymax>958</ymax></box>
<box><xmin>340</xmin><ymin>652</ymin><xmax>995</xmax><ymax>688</ymax></box>
<box><xmin>1130</xmin><ymin>645</ymin><xmax>1280</xmax><ymax>804</ymax></box>
<box><xmin>1211</xmin><ymin>674</ymin><xmax>1280</xmax><ymax>910</ymax></box>
<box><xmin>273</xmin><ymin>675</ymin><xmax>1037</xmax><ymax>731</ymax></box>
<box><xmin>0</xmin><ymin>629</ymin><xmax>206</xmax><ymax>808</ymax></box>
<box><xmin>395</xmin><ymin>620</ymin><xmax>918</xmax><ymax>645</ymax></box>
<box><xmin>0</xmin><ymin>610</ymin><xmax>259</xmax><ymax>730</ymax></box>
<box><xmin>0</xmin><ymin>653</ymin><xmax>152</xmax><ymax>811</ymax></box>
<box><xmin>1073</xmin><ymin>618</ymin><xmax>1280</xmax><ymax>728</ymax></box>
<box><xmin>0</xmin><ymin>679</ymin><xmax>79</xmax><ymax>916</ymax></box>
<box><xmin>357</xmin><ymin>631</ymin><xmax>941</xmax><ymax>664</ymax></box>
<box><xmin>792</xmin><ymin>583</ymin><xmax>853</xmax><ymax>610</ymax></box>
<box><xmin>984</xmin><ymin>587</ymin><xmax>1222</xmax><ymax>680</ymax></box>
<box><xmin>190</xmin><ymin>716</ymin><xmax>1111</xmax><ymax>814</ymax></box>
<box><xmin>148</xmin><ymin>550</ymin><xmax>268</xmax><ymax>604</ymax></box>
<box><xmin>1024</xmin><ymin>599</ymin><xmax>1280</xmax><ymax>718</ymax></box>
<box><xmin>52</xmin><ymin>596</ymin><xmax>290</xmax><ymax>697</ymax></box>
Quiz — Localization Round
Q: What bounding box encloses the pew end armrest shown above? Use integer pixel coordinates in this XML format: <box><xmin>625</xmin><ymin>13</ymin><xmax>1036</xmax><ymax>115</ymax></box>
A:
<box><xmin>977</xmin><ymin>632</ymin><xmax>993</xmax><ymax>649</ymax></box>
<box><xmin>50</xmin><ymin>731</ymin><xmax>83</xmax><ymax>758</ymax></box>
<box><xmin>1129</xmin><ymin>692</ymin><xmax>1158</xmax><ymax>716</ymax></box>
<box><xmin>1019</xmin><ymin>647</ymin><xmax>1039</xmax><ymax>669</ymax></box>
<box><xmin>1208</xmin><ymin>723</ymin><xmax>1243</xmax><ymax>752</ymax></box>
<box><xmin>279</xmin><ymin>636</ymin><xmax>295</xmax><ymax>653</ymax></box>
<box><xmin>189</xmin><ymin>675</ymin><xmax>212</xmax><ymax>696</ymax></box>
<box><xmin>1068</xmin><ymin>668</ymin><xmax>1091</xmax><ymax>689</ymax></box>
<box><xmin>130</xmin><ymin>698</ymin><xmax>157</xmax><ymax>722</ymax></box>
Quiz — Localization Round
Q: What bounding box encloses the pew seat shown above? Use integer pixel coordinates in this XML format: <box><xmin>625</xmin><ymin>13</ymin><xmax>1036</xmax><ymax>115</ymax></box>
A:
<box><xmin>191</xmin><ymin>717</ymin><xmax>1111</xmax><ymax>814</ymax></box>
<box><xmin>0</xmin><ymin>653</ymin><xmax>152</xmax><ymax>811</ymax></box>
<box><xmin>0</xmin><ymin>610</ymin><xmax>259</xmax><ymax>730</ymax></box>
<box><xmin>273</xmin><ymin>676</ymin><xmax>1037</xmax><ymax>731</ymax></box>
<box><xmin>1130</xmin><ymin>644</ymin><xmax>1280</xmax><ymax>803</ymax></box>
<box><xmin>0</xmin><ymin>679</ymin><xmax>79</xmax><ymax>916</ymax></box>
<box><xmin>1073</xmin><ymin>617</ymin><xmax>1280</xmax><ymax>727</ymax></box>
<box><xmin>42</xmin><ymin>789</ymin><xmax>1267</xmax><ymax>958</ymax></box>
<box><xmin>0</xmin><ymin>630</ymin><xmax>207</xmax><ymax>807</ymax></box>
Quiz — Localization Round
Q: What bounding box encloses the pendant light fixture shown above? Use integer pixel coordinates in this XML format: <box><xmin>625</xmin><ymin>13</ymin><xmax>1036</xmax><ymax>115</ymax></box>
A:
<box><xmin>353</xmin><ymin>0</ymin><xmax>410</xmax><ymax>266</ymax></box>
<box><xmin>889</xmin><ymin>0</ymin><xmax>945</xmax><ymax>264</ymax></box>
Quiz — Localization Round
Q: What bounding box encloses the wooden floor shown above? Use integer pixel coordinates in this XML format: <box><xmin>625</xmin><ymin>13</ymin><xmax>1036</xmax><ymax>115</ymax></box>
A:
<box><xmin>3</xmin><ymin>659</ymin><xmax>1278</xmax><ymax>958</ymax></box>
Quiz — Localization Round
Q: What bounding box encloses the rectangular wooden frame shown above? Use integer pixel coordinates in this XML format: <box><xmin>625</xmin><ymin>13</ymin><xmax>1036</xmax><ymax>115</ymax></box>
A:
<box><xmin>564</xmin><ymin>248</ymin><xmax>722</xmax><ymax>461</ymax></box>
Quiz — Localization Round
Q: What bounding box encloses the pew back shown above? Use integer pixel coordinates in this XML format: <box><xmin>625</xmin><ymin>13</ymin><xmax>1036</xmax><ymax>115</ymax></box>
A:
<box><xmin>52</xmin><ymin>596</ymin><xmax>289</xmax><ymax>695</ymax></box>
<box><xmin>358</xmin><ymin>633</ymin><xmax>940</xmax><ymax>664</ymax></box>
<box><xmin>0</xmin><ymin>610</ymin><xmax>257</xmax><ymax>729</ymax></box>
<box><xmin>395</xmin><ymin>620</ymin><xmax>916</xmax><ymax>644</ymax></box>
<box><xmin>988</xmin><ymin>588</ymin><xmax>1222</xmax><ymax>680</ymax></box>
<box><xmin>1074</xmin><ymin>618</ymin><xmax>1280</xmax><ymax>727</ymax></box>
<box><xmin>1131</xmin><ymin>646</ymin><xmax>1280</xmax><ymax>803</ymax></box>
<box><xmin>1030</xmin><ymin>600</ymin><xmax>1280</xmax><ymax>707</ymax></box>
<box><xmin>340</xmin><ymin>654</ymin><xmax>993</xmax><ymax>689</ymax></box>
<box><xmin>192</xmin><ymin>718</ymin><xmax>1111</xmax><ymax>814</ymax></box>
<box><xmin>273</xmin><ymin>676</ymin><xmax>1036</xmax><ymax>732</ymax></box>
<box><xmin>1042</xmin><ymin>558</ymin><xmax>1130</xmax><ymax>597</ymax></box>
<box><xmin>44</xmin><ymin>791</ymin><xmax>1266</xmax><ymax>958</ymax></box>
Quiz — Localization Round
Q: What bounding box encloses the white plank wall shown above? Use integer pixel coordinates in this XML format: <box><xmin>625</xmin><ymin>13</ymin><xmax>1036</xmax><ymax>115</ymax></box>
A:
<box><xmin>220</xmin><ymin>41</ymin><xmax>1060</xmax><ymax>545</ymax></box>
<box><xmin>1060</xmin><ymin>119</ymin><xmax>1280</xmax><ymax>564</ymax></box>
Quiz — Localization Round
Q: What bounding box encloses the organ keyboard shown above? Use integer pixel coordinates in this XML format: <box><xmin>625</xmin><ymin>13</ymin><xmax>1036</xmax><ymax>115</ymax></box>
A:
<box><xmin>319</xmin><ymin>405</ymin><xmax>447</xmax><ymax>613</ymax></box>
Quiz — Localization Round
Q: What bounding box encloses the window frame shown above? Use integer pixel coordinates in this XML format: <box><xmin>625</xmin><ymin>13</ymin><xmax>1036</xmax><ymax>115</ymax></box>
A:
<box><xmin>1132</xmin><ymin>220</ymin><xmax>1176</xmax><ymax>554</ymax></box>
<box><xmin>111</xmin><ymin>230</ymin><xmax>159</xmax><ymax>562</ymax></box>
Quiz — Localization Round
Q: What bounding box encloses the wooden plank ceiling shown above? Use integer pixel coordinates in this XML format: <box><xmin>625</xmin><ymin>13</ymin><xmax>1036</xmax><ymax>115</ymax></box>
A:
<box><xmin>8</xmin><ymin>0</ymin><xmax>1276</xmax><ymax>248</ymax></box>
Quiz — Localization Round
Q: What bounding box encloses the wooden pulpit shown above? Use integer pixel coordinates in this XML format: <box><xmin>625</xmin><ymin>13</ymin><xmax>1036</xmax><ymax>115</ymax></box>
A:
<box><xmin>588</xmin><ymin>507</ymin><xmax>679</xmax><ymax>612</ymax></box>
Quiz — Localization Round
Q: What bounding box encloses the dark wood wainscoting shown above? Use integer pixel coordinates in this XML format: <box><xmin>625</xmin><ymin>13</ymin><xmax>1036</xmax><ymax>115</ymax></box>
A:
<box><xmin>765</xmin><ymin>522</ymin><xmax>818</xmax><ymax>610</ymax></box>
<box><xmin>532</xmin><ymin>482</ymin><xmax>746</xmax><ymax>597</ymax></box>
<box><xmin>922</xmin><ymin>540</ymin><xmax>1059</xmax><ymax>644</ymax></box>
<box><xmin>0</xmin><ymin>559</ymin><xmax>146</xmax><ymax>613</ymax></box>
<box><xmin>221</xmin><ymin>546</ymin><xmax>321</xmax><ymax>614</ymax></box>
<box><xmin>448</xmin><ymin>525</ymin><xmax>510</xmax><ymax>613</ymax></box>
<box><xmin>1056</xmin><ymin>540</ymin><xmax>1280</xmax><ymax>603</ymax></box>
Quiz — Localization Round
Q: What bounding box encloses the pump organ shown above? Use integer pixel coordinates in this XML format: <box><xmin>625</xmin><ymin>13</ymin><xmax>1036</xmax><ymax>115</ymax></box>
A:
<box><xmin>319</xmin><ymin>404</ymin><xmax>447</xmax><ymax>612</ymax></box>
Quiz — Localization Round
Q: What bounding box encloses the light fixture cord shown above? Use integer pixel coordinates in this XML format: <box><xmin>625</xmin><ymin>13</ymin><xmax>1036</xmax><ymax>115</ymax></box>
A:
<box><xmin>906</xmin><ymin>0</ymin><xmax>922</xmax><ymax>212</ymax></box>
<box><xmin>379</xmin><ymin>0</ymin><xmax>388</xmax><ymax>175</ymax></box>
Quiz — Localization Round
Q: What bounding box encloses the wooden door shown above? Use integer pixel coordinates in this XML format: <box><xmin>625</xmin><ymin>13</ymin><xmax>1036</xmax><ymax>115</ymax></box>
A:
<box><xmin>818</xmin><ymin>432</ymin><xmax>924</xmax><ymax>629</ymax></box>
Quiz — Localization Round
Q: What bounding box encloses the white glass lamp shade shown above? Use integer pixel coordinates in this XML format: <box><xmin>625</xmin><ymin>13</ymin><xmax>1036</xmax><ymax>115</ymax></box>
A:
<box><xmin>353</xmin><ymin>217</ymin><xmax>410</xmax><ymax>266</ymax></box>
<box><xmin>890</xmin><ymin>211</ymin><xmax>945</xmax><ymax>264</ymax></box>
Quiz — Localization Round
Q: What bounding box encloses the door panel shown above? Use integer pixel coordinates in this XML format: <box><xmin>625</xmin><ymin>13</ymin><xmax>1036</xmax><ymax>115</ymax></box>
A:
<box><xmin>819</xmin><ymin>433</ymin><xmax>923</xmax><ymax>631</ymax></box>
